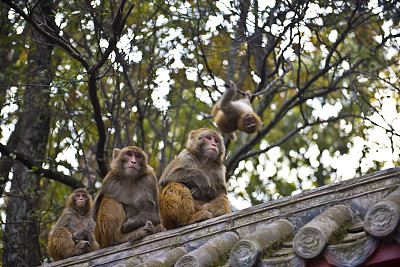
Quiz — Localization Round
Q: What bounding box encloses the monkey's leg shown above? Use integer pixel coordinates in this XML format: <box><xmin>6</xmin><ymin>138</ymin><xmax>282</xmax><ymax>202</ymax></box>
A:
<box><xmin>188</xmin><ymin>207</ymin><xmax>214</xmax><ymax>225</ymax></box>
<box><xmin>72</xmin><ymin>240</ymin><xmax>90</xmax><ymax>256</ymax></box>
<box><xmin>95</xmin><ymin>195</ymin><xmax>154</xmax><ymax>246</ymax></box>
<box><xmin>159</xmin><ymin>182</ymin><xmax>195</xmax><ymax>229</ymax></box>
<box><xmin>126</xmin><ymin>221</ymin><xmax>156</xmax><ymax>242</ymax></box>
<box><xmin>159</xmin><ymin>182</ymin><xmax>212</xmax><ymax>229</ymax></box>
<box><xmin>203</xmin><ymin>193</ymin><xmax>232</xmax><ymax>217</ymax></box>
<box><xmin>71</xmin><ymin>240</ymin><xmax>99</xmax><ymax>257</ymax></box>
<box><xmin>95</xmin><ymin>194</ymin><xmax>126</xmax><ymax>248</ymax></box>
<box><xmin>47</xmin><ymin>227</ymin><xmax>75</xmax><ymax>261</ymax></box>
<box><xmin>154</xmin><ymin>223</ymin><xmax>166</xmax><ymax>233</ymax></box>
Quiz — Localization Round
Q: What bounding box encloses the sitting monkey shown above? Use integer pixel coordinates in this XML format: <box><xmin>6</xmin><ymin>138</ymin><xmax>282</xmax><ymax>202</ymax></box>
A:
<box><xmin>158</xmin><ymin>128</ymin><xmax>231</xmax><ymax>230</ymax></box>
<box><xmin>47</xmin><ymin>188</ymin><xmax>99</xmax><ymax>261</ymax></box>
<box><xmin>212</xmin><ymin>80</ymin><xmax>262</xmax><ymax>141</ymax></box>
<box><xmin>92</xmin><ymin>146</ymin><xmax>164</xmax><ymax>248</ymax></box>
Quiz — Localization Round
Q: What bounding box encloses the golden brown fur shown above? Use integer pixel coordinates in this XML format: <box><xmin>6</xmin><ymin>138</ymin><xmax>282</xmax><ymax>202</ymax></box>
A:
<box><xmin>47</xmin><ymin>189</ymin><xmax>99</xmax><ymax>261</ymax></box>
<box><xmin>92</xmin><ymin>146</ymin><xmax>163</xmax><ymax>248</ymax></box>
<box><xmin>212</xmin><ymin>80</ymin><xmax>262</xmax><ymax>141</ymax></box>
<box><xmin>158</xmin><ymin>128</ymin><xmax>231</xmax><ymax>230</ymax></box>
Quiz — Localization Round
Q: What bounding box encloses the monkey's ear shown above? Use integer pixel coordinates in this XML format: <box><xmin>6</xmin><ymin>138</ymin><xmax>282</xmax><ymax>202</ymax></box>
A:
<box><xmin>112</xmin><ymin>148</ymin><xmax>121</xmax><ymax>160</ymax></box>
<box><xmin>189</xmin><ymin>130</ymin><xmax>198</xmax><ymax>140</ymax></box>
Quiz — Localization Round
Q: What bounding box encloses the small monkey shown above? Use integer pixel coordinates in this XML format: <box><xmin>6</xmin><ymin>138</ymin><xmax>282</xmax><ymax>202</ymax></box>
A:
<box><xmin>212</xmin><ymin>80</ymin><xmax>262</xmax><ymax>141</ymax></box>
<box><xmin>47</xmin><ymin>188</ymin><xmax>99</xmax><ymax>261</ymax></box>
<box><xmin>92</xmin><ymin>146</ymin><xmax>163</xmax><ymax>248</ymax></box>
<box><xmin>158</xmin><ymin>128</ymin><xmax>231</xmax><ymax>230</ymax></box>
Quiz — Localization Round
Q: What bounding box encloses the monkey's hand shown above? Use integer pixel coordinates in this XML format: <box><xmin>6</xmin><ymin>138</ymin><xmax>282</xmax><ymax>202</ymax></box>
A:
<box><xmin>78</xmin><ymin>240</ymin><xmax>90</xmax><ymax>251</ymax></box>
<box><xmin>128</xmin><ymin>221</ymin><xmax>155</xmax><ymax>242</ymax></box>
<box><xmin>190</xmin><ymin>186</ymin><xmax>202</xmax><ymax>199</ymax></box>
<box><xmin>224</xmin><ymin>80</ymin><xmax>235</xmax><ymax>89</ymax></box>
<box><xmin>72</xmin><ymin>229</ymin><xmax>93</xmax><ymax>243</ymax></box>
<box><xmin>72</xmin><ymin>240</ymin><xmax>90</xmax><ymax>256</ymax></box>
<box><xmin>202</xmin><ymin>203</ymin><xmax>214</xmax><ymax>215</ymax></box>
<box><xmin>122</xmin><ymin>217</ymin><xmax>147</xmax><ymax>234</ymax></box>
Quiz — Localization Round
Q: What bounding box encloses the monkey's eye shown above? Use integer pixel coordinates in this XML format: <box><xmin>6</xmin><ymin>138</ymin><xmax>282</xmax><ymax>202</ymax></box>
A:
<box><xmin>205</xmin><ymin>135</ymin><xmax>212</xmax><ymax>140</ymax></box>
<box><xmin>125</xmin><ymin>150</ymin><xmax>134</xmax><ymax>157</ymax></box>
<box><xmin>214</xmin><ymin>138</ymin><xmax>219</xmax><ymax>144</ymax></box>
<box><xmin>135</xmin><ymin>152</ymin><xmax>143</xmax><ymax>158</ymax></box>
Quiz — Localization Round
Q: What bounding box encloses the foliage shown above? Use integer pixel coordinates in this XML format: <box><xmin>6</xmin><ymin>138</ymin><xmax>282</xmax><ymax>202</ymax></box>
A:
<box><xmin>0</xmin><ymin>0</ymin><xmax>400</xmax><ymax>264</ymax></box>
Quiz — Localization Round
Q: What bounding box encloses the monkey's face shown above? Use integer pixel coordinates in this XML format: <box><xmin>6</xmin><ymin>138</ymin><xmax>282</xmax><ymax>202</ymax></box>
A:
<box><xmin>202</xmin><ymin>133</ymin><xmax>222</xmax><ymax>160</ymax></box>
<box><xmin>74</xmin><ymin>193</ymin><xmax>88</xmax><ymax>207</ymax></box>
<box><xmin>121</xmin><ymin>148</ymin><xmax>145</xmax><ymax>176</ymax></box>
<box><xmin>242</xmin><ymin>113</ymin><xmax>258</xmax><ymax>133</ymax></box>
<box><xmin>187</xmin><ymin>128</ymin><xmax>225</xmax><ymax>162</ymax></box>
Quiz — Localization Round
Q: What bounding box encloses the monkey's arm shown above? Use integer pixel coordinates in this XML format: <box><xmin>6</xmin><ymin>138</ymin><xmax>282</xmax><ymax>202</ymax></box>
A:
<box><xmin>91</xmin><ymin>193</ymin><xmax>102</xmax><ymax>220</ymax></box>
<box><xmin>122</xmin><ymin>210</ymin><xmax>160</xmax><ymax>234</ymax></box>
<box><xmin>91</xmin><ymin>177</ymin><xmax>114</xmax><ymax>220</ymax></box>
<box><xmin>122</xmin><ymin>197</ymin><xmax>161</xmax><ymax>234</ymax></box>
<box><xmin>54</xmin><ymin>209</ymin><xmax>76</xmax><ymax>233</ymax></box>
<box><xmin>72</xmin><ymin>229</ymin><xmax>95</xmax><ymax>242</ymax></box>
<box><xmin>219</xmin><ymin>80</ymin><xmax>237</xmax><ymax>110</ymax></box>
<box><xmin>162</xmin><ymin>167</ymin><xmax>214</xmax><ymax>196</ymax></box>
<box><xmin>122</xmin><ymin>173</ymin><xmax>161</xmax><ymax>234</ymax></box>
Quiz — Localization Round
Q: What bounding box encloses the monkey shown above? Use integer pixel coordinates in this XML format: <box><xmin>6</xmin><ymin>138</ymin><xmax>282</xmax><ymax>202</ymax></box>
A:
<box><xmin>158</xmin><ymin>128</ymin><xmax>231</xmax><ymax>230</ymax></box>
<box><xmin>92</xmin><ymin>146</ymin><xmax>164</xmax><ymax>248</ymax></box>
<box><xmin>47</xmin><ymin>188</ymin><xmax>99</xmax><ymax>261</ymax></box>
<box><xmin>212</xmin><ymin>80</ymin><xmax>262</xmax><ymax>141</ymax></box>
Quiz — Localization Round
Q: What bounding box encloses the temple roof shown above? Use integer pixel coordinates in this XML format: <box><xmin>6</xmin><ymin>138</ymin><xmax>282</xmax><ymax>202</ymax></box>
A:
<box><xmin>42</xmin><ymin>167</ymin><xmax>400</xmax><ymax>267</ymax></box>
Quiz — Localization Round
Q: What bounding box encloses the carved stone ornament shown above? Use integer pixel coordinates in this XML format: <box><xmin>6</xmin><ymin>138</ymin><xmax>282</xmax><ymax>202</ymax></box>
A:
<box><xmin>229</xmin><ymin>219</ymin><xmax>294</xmax><ymax>267</ymax></box>
<box><xmin>293</xmin><ymin>227</ymin><xmax>326</xmax><ymax>259</ymax></box>
<box><xmin>365</xmin><ymin>187</ymin><xmax>400</xmax><ymax>237</ymax></box>
<box><xmin>364</xmin><ymin>203</ymin><xmax>399</xmax><ymax>237</ymax></box>
<box><xmin>323</xmin><ymin>235</ymin><xmax>377</xmax><ymax>267</ymax></box>
<box><xmin>229</xmin><ymin>240</ymin><xmax>259</xmax><ymax>267</ymax></box>
<box><xmin>259</xmin><ymin>254</ymin><xmax>305</xmax><ymax>267</ymax></box>
<box><xmin>175</xmin><ymin>255</ymin><xmax>198</xmax><ymax>267</ymax></box>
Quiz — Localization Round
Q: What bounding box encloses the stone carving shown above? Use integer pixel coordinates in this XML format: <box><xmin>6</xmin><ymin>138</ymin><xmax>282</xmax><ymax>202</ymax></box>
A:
<box><xmin>365</xmin><ymin>205</ymin><xmax>396</xmax><ymax>235</ymax></box>
<box><xmin>230</xmin><ymin>219</ymin><xmax>294</xmax><ymax>267</ymax></box>
<box><xmin>364</xmin><ymin>187</ymin><xmax>400</xmax><ymax>237</ymax></box>
<box><xmin>175</xmin><ymin>232</ymin><xmax>238</xmax><ymax>267</ymax></box>
<box><xmin>293</xmin><ymin>227</ymin><xmax>325</xmax><ymax>259</ymax></box>
<box><xmin>259</xmin><ymin>254</ymin><xmax>305</xmax><ymax>267</ymax></box>
<box><xmin>293</xmin><ymin>205</ymin><xmax>352</xmax><ymax>259</ymax></box>
<box><xmin>175</xmin><ymin>256</ymin><xmax>198</xmax><ymax>267</ymax></box>
<box><xmin>135</xmin><ymin>247</ymin><xmax>188</xmax><ymax>267</ymax></box>
<box><xmin>229</xmin><ymin>241</ymin><xmax>258</xmax><ymax>267</ymax></box>
<box><xmin>324</xmin><ymin>234</ymin><xmax>377</xmax><ymax>267</ymax></box>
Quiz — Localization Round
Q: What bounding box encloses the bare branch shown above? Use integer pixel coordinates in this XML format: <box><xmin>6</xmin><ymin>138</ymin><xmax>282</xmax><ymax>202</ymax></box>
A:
<box><xmin>0</xmin><ymin>143</ymin><xmax>83</xmax><ymax>189</ymax></box>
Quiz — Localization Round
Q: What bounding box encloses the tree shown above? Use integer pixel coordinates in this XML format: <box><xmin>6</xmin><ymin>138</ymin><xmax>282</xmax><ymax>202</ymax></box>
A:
<box><xmin>2</xmin><ymin>1</ymin><xmax>54</xmax><ymax>265</ymax></box>
<box><xmin>0</xmin><ymin>0</ymin><xmax>399</xmax><ymax>264</ymax></box>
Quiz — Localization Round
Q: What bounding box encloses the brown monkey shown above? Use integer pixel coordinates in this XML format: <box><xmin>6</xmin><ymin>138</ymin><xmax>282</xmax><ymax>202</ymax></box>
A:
<box><xmin>212</xmin><ymin>80</ymin><xmax>262</xmax><ymax>141</ymax></box>
<box><xmin>47</xmin><ymin>188</ymin><xmax>99</xmax><ymax>261</ymax></box>
<box><xmin>158</xmin><ymin>128</ymin><xmax>231</xmax><ymax>230</ymax></box>
<box><xmin>92</xmin><ymin>146</ymin><xmax>163</xmax><ymax>248</ymax></box>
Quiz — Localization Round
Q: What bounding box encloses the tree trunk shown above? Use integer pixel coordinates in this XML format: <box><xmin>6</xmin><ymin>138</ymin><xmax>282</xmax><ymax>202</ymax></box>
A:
<box><xmin>2</xmin><ymin>2</ymin><xmax>55</xmax><ymax>265</ymax></box>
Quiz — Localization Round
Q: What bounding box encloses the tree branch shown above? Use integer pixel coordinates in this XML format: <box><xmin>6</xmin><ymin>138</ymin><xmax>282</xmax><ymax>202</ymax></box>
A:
<box><xmin>1</xmin><ymin>0</ymin><xmax>90</xmax><ymax>70</ymax></box>
<box><xmin>0</xmin><ymin>143</ymin><xmax>84</xmax><ymax>189</ymax></box>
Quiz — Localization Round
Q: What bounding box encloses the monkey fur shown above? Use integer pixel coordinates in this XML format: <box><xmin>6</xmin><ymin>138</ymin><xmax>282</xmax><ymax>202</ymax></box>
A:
<box><xmin>92</xmin><ymin>146</ymin><xmax>164</xmax><ymax>248</ymax></box>
<box><xmin>158</xmin><ymin>128</ymin><xmax>231</xmax><ymax>230</ymax></box>
<box><xmin>47</xmin><ymin>188</ymin><xmax>99</xmax><ymax>261</ymax></box>
<box><xmin>212</xmin><ymin>80</ymin><xmax>262</xmax><ymax>141</ymax></box>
